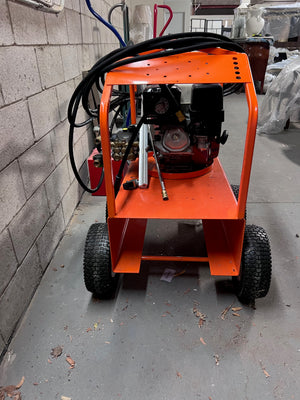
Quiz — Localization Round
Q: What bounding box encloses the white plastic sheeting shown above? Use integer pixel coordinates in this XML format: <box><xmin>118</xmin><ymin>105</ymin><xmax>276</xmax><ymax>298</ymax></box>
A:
<box><xmin>257</xmin><ymin>56</ymin><xmax>300</xmax><ymax>134</ymax></box>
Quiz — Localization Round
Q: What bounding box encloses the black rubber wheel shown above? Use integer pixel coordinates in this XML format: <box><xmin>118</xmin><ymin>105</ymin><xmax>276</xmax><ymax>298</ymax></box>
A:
<box><xmin>83</xmin><ymin>223</ymin><xmax>119</xmax><ymax>298</ymax></box>
<box><xmin>105</xmin><ymin>203</ymin><xmax>108</xmax><ymax>221</ymax></box>
<box><xmin>231</xmin><ymin>184</ymin><xmax>247</xmax><ymax>220</ymax></box>
<box><xmin>233</xmin><ymin>224</ymin><xmax>272</xmax><ymax>304</ymax></box>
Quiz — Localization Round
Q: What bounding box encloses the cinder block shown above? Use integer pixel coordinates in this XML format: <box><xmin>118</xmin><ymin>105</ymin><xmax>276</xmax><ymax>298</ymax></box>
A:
<box><xmin>81</xmin><ymin>14</ymin><xmax>93</xmax><ymax>44</ymax></box>
<box><xmin>92</xmin><ymin>22</ymin><xmax>101</xmax><ymax>45</ymax></box>
<box><xmin>0</xmin><ymin>245</ymin><xmax>42</xmax><ymax>343</ymax></box>
<box><xmin>77</xmin><ymin>44</ymin><xmax>91</xmax><ymax>71</ymax></box>
<box><xmin>51</xmin><ymin>120</ymin><xmax>69</xmax><ymax>165</ymax></box>
<box><xmin>62</xmin><ymin>179</ymin><xmax>82</xmax><ymax>225</ymax></box>
<box><xmin>89</xmin><ymin>44</ymin><xmax>96</xmax><ymax>65</ymax></box>
<box><xmin>94</xmin><ymin>43</ymin><xmax>102</xmax><ymax>61</ymax></box>
<box><xmin>35</xmin><ymin>46</ymin><xmax>64</xmax><ymax>89</ymax></box>
<box><xmin>28</xmin><ymin>87</ymin><xmax>60</xmax><ymax>140</ymax></box>
<box><xmin>9</xmin><ymin>2</ymin><xmax>47</xmax><ymax>45</ymax></box>
<box><xmin>36</xmin><ymin>204</ymin><xmax>65</xmax><ymax>271</ymax></box>
<box><xmin>64</xmin><ymin>0</ymin><xmax>73</xmax><ymax>9</ymax></box>
<box><xmin>81</xmin><ymin>130</ymin><xmax>93</xmax><ymax>160</ymax></box>
<box><xmin>0</xmin><ymin>47</ymin><xmax>41</xmax><ymax>104</ymax></box>
<box><xmin>44</xmin><ymin>157</ymin><xmax>71</xmax><ymax>214</ymax></box>
<box><xmin>0</xmin><ymin>161</ymin><xmax>26</xmax><ymax>234</ymax></box>
<box><xmin>56</xmin><ymin>79</ymin><xmax>75</xmax><ymax>121</ymax></box>
<box><xmin>65</xmin><ymin>9</ymin><xmax>82</xmax><ymax>44</ymax></box>
<box><xmin>19</xmin><ymin>135</ymin><xmax>56</xmax><ymax>198</ymax></box>
<box><xmin>61</xmin><ymin>45</ymin><xmax>80</xmax><ymax>81</ymax></box>
<box><xmin>0</xmin><ymin>1</ymin><xmax>14</xmax><ymax>45</ymax></box>
<box><xmin>9</xmin><ymin>186</ymin><xmax>50</xmax><ymax>263</ymax></box>
<box><xmin>0</xmin><ymin>101</ymin><xmax>34</xmax><ymax>171</ymax></box>
<box><xmin>72</xmin><ymin>0</ymin><xmax>80</xmax><ymax>12</ymax></box>
<box><xmin>0</xmin><ymin>229</ymin><xmax>18</xmax><ymax>297</ymax></box>
<box><xmin>45</xmin><ymin>10</ymin><xmax>68</xmax><ymax>45</ymax></box>
<box><xmin>73</xmin><ymin>75</ymin><xmax>82</xmax><ymax>88</ymax></box>
<box><xmin>74</xmin><ymin>135</ymin><xmax>84</xmax><ymax>166</ymax></box>
<box><xmin>79</xmin><ymin>0</ymin><xmax>90</xmax><ymax>16</ymax></box>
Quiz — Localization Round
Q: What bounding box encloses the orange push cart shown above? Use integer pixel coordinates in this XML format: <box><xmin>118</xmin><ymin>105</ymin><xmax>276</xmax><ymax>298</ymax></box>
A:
<box><xmin>83</xmin><ymin>47</ymin><xmax>272</xmax><ymax>304</ymax></box>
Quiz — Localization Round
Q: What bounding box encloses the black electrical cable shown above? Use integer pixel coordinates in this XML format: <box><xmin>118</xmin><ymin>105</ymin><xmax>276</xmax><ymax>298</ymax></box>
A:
<box><xmin>69</xmin><ymin>124</ymin><xmax>105</xmax><ymax>193</ymax></box>
<box><xmin>68</xmin><ymin>33</ymin><xmax>246</xmax><ymax>193</ymax></box>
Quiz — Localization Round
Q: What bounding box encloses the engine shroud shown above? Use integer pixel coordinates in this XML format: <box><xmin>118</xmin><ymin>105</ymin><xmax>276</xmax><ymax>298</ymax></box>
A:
<box><xmin>143</xmin><ymin>83</ymin><xmax>226</xmax><ymax>173</ymax></box>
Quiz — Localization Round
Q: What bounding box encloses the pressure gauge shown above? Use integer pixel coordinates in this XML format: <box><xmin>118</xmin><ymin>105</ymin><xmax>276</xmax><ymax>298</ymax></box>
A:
<box><xmin>154</xmin><ymin>97</ymin><xmax>170</xmax><ymax>115</ymax></box>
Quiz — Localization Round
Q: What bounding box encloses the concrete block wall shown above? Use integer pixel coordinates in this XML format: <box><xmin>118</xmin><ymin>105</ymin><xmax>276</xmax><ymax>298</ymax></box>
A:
<box><xmin>0</xmin><ymin>0</ymin><xmax>122</xmax><ymax>357</ymax></box>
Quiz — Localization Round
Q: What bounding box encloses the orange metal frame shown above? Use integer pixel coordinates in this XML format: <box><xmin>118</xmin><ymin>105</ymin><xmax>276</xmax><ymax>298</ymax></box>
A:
<box><xmin>99</xmin><ymin>48</ymin><xmax>258</xmax><ymax>277</ymax></box>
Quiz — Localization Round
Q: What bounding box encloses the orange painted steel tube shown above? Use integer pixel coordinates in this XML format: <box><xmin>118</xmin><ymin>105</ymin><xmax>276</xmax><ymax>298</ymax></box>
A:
<box><xmin>100</xmin><ymin>84</ymin><xmax>116</xmax><ymax>218</ymax></box>
<box><xmin>129</xmin><ymin>85</ymin><xmax>136</xmax><ymax>124</ymax></box>
<box><xmin>237</xmin><ymin>82</ymin><xmax>258</xmax><ymax>219</ymax></box>
<box><xmin>141</xmin><ymin>255</ymin><xmax>209</xmax><ymax>262</ymax></box>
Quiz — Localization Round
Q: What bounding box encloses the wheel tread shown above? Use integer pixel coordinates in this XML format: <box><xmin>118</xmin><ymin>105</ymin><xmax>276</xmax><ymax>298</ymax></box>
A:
<box><xmin>234</xmin><ymin>224</ymin><xmax>272</xmax><ymax>304</ymax></box>
<box><xmin>83</xmin><ymin>223</ymin><xmax>118</xmax><ymax>298</ymax></box>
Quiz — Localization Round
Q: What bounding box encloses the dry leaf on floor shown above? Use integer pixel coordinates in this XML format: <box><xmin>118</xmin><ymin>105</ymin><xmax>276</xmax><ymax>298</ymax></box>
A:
<box><xmin>2</xmin><ymin>384</ymin><xmax>21</xmax><ymax>399</ymax></box>
<box><xmin>60</xmin><ymin>265</ymin><xmax>65</xmax><ymax>268</ymax></box>
<box><xmin>260</xmin><ymin>361</ymin><xmax>270</xmax><ymax>378</ymax></box>
<box><xmin>263</xmin><ymin>369</ymin><xmax>270</xmax><ymax>378</ymax></box>
<box><xmin>220</xmin><ymin>304</ymin><xmax>233</xmax><ymax>320</ymax></box>
<box><xmin>183</xmin><ymin>289</ymin><xmax>191</xmax><ymax>295</ymax></box>
<box><xmin>33</xmin><ymin>383</ymin><xmax>39</xmax><ymax>386</ymax></box>
<box><xmin>86</xmin><ymin>328</ymin><xmax>92</xmax><ymax>332</ymax></box>
<box><xmin>198</xmin><ymin>318</ymin><xmax>205</xmax><ymax>328</ymax></box>
<box><xmin>15</xmin><ymin>377</ymin><xmax>25</xmax><ymax>390</ymax></box>
<box><xmin>51</xmin><ymin>346</ymin><xmax>63</xmax><ymax>358</ymax></box>
<box><xmin>47</xmin><ymin>359</ymin><xmax>52</xmax><ymax>364</ymax></box>
<box><xmin>174</xmin><ymin>269</ymin><xmax>186</xmax><ymax>277</ymax></box>
<box><xmin>232</xmin><ymin>307</ymin><xmax>242</xmax><ymax>312</ymax></box>
<box><xmin>193</xmin><ymin>308</ymin><xmax>206</xmax><ymax>320</ymax></box>
<box><xmin>232</xmin><ymin>312</ymin><xmax>240</xmax><ymax>317</ymax></box>
<box><xmin>66</xmin><ymin>356</ymin><xmax>75</xmax><ymax>369</ymax></box>
<box><xmin>214</xmin><ymin>354</ymin><xmax>220</xmax><ymax>366</ymax></box>
<box><xmin>193</xmin><ymin>307</ymin><xmax>201</xmax><ymax>317</ymax></box>
<box><xmin>176</xmin><ymin>371</ymin><xmax>182</xmax><ymax>378</ymax></box>
<box><xmin>200</xmin><ymin>337</ymin><xmax>207</xmax><ymax>345</ymax></box>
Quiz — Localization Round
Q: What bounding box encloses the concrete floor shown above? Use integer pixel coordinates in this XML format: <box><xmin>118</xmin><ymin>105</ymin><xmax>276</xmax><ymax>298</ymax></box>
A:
<box><xmin>1</xmin><ymin>94</ymin><xmax>300</xmax><ymax>400</ymax></box>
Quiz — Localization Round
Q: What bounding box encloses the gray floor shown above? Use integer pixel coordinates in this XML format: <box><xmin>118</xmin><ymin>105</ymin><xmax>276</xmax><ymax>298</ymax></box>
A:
<box><xmin>1</xmin><ymin>94</ymin><xmax>300</xmax><ymax>400</ymax></box>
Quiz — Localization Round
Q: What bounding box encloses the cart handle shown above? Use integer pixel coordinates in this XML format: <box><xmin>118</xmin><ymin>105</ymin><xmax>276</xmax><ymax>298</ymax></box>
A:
<box><xmin>153</xmin><ymin>4</ymin><xmax>173</xmax><ymax>38</ymax></box>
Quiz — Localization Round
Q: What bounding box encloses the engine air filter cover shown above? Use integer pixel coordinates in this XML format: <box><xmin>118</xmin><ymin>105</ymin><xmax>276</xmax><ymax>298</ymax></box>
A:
<box><xmin>163</xmin><ymin>127</ymin><xmax>190</xmax><ymax>152</ymax></box>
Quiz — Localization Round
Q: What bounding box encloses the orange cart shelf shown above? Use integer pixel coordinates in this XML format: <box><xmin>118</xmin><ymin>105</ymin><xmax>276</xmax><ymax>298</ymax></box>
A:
<box><xmin>99</xmin><ymin>49</ymin><xmax>258</xmax><ymax>278</ymax></box>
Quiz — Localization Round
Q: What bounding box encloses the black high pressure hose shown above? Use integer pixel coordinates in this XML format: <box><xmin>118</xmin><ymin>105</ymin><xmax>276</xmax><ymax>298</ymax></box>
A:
<box><xmin>68</xmin><ymin>32</ymin><xmax>245</xmax><ymax>193</ymax></box>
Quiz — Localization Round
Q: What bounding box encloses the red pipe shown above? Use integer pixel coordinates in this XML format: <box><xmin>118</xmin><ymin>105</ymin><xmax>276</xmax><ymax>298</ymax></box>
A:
<box><xmin>153</xmin><ymin>4</ymin><xmax>173</xmax><ymax>38</ymax></box>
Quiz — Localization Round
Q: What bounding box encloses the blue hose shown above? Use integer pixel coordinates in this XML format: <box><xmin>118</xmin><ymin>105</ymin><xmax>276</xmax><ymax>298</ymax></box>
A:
<box><xmin>126</xmin><ymin>108</ymin><xmax>131</xmax><ymax>127</ymax></box>
<box><xmin>85</xmin><ymin>0</ymin><xmax>126</xmax><ymax>47</ymax></box>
